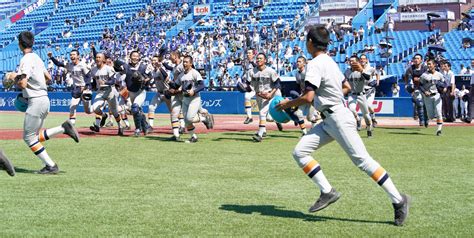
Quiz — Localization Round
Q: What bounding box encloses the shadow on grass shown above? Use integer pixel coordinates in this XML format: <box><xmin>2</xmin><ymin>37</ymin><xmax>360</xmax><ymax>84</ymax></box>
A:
<box><xmin>377</xmin><ymin>127</ymin><xmax>422</xmax><ymax>131</ymax></box>
<box><xmin>219</xmin><ymin>204</ymin><xmax>392</xmax><ymax>225</ymax></box>
<box><xmin>14</xmin><ymin>167</ymin><xmax>66</xmax><ymax>174</ymax></box>
<box><xmin>222</xmin><ymin>132</ymin><xmax>299</xmax><ymax>139</ymax></box>
<box><xmin>212</xmin><ymin>137</ymin><xmax>255</xmax><ymax>142</ymax></box>
<box><xmin>387</xmin><ymin>131</ymin><xmax>424</xmax><ymax>135</ymax></box>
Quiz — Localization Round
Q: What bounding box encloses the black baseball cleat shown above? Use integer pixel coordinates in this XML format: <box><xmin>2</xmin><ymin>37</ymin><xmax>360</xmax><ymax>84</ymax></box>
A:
<box><xmin>276</xmin><ymin>122</ymin><xmax>283</xmax><ymax>131</ymax></box>
<box><xmin>393</xmin><ymin>194</ymin><xmax>411</xmax><ymax>226</ymax></box>
<box><xmin>62</xmin><ymin>120</ymin><xmax>80</xmax><ymax>142</ymax></box>
<box><xmin>424</xmin><ymin>119</ymin><xmax>429</xmax><ymax>128</ymax></box>
<box><xmin>243</xmin><ymin>117</ymin><xmax>253</xmax><ymax>124</ymax></box>
<box><xmin>0</xmin><ymin>150</ymin><xmax>15</xmax><ymax>176</ymax></box>
<box><xmin>179</xmin><ymin>127</ymin><xmax>186</xmax><ymax>134</ymax></box>
<box><xmin>308</xmin><ymin>188</ymin><xmax>341</xmax><ymax>213</ymax></box>
<box><xmin>356</xmin><ymin>119</ymin><xmax>362</xmax><ymax>131</ymax></box>
<box><xmin>144</xmin><ymin>126</ymin><xmax>153</xmax><ymax>135</ymax></box>
<box><xmin>118</xmin><ymin>127</ymin><xmax>124</xmax><ymax>136</ymax></box>
<box><xmin>252</xmin><ymin>134</ymin><xmax>263</xmax><ymax>142</ymax></box>
<box><xmin>203</xmin><ymin>114</ymin><xmax>214</xmax><ymax>129</ymax></box>
<box><xmin>367</xmin><ymin>130</ymin><xmax>373</xmax><ymax>138</ymax></box>
<box><xmin>89</xmin><ymin>124</ymin><xmax>100</xmax><ymax>133</ymax></box>
<box><xmin>436</xmin><ymin>130</ymin><xmax>442</xmax><ymax>136</ymax></box>
<box><xmin>372</xmin><ymin>118</ymin><xmax>378</xmax><ymax>127</ymax></box>
<box><xmin>186</xmin><ymin>137</ymin><xmax>198</xmax><ymax>143</ymax></box>
<box><xmin>254</xmin><ymin>132</ymin><xmax>267</xmax><ymax>138</ymax></box>
<box><xmin>100</xmin><ymin>113</ymin><xmax>108</xmax><ymax>127</ymax></box>
<box><xmin>37</xmin><ymin>164</ymin><xmax>59</xmax><ymax>175</ymax></box>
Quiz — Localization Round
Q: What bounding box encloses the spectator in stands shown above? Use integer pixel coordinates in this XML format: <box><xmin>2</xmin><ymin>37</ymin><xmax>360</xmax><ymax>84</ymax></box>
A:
<box><xmin>376</xmin><ymin>65</ymin><xmax>386</xmax><ymax>76</ymax></box>
<box><xmin>386</xmin><ymin>16</ymin><xmax>395</xmax><ymax>37</ymax></box>
<box><xmin>303</xmin><ymin>3</ymin><xmax>310</xmax><ymax>16</ymax></box>
<box><xmin>358</xmin><ymin>26</ymin><xmax>365</xmax><ymax>41</ymax></box>
<box><xmin>392</xmin><ymin>83</ymin><xmax>400</xmax><ymax>97</ymax></box>
<box><xmin>460</xmin><ymin>64</ymin><xmax>467</xmax><ymax>74</ymax></box>
<box><xmin>367</xmin><ymin>17</ymin><xmax>374</xmax><ymax>35</ymax></box>
<box><xmin>116</xmin><ymin>11</ymin><xmax>124</xmax><ymax>19</ymax></box>
<box><xmin>462</xmin><ymin>39</ymin><xmax>471</xmax><ymax>50</ymax></box>
<box><xmin>458</xmin><ymin>14</ymin><xmax>472</xmax><ymax>31</ymax></box>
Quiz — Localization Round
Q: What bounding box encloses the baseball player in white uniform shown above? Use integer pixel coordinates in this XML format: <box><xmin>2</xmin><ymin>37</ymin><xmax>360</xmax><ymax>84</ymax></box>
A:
<box><xmin>177</xmin><ymin>55</ymin><xmax>214</xmax><ymax>143</ymax></box>
<box><xmin>276</xmin><ymin>26</ymin><xmax>409</xmax><ymax>226</ymax></box>
<box><xmin>147</xmin><ymin>55</ymin><xmax>172</xmax><ymax>128</ymax></box>
<box><xmin>243</xmin><ymin>49</ymin><xmax>257</xmax><ymax>124</ymax></box>
<box><xmin>48</xmin><ymin>50</ymin><xmax>91</xmax><ymax>124</ymax></box>
<box><xmin>8</xmin><ymin>31</ymin><xmax>80</xmax><ymax>174</ymax></box>
<box><xmin>420</xmin><ymin>59</ymin><xmax>444</xmax><ymax>136</ymax></box>
<box><xmin>360</xmin><ymin>54</ymin><xmax>379</xmax><ymax>127</ymax></box>
<box><xmin>458</xmin><ymin>85</ymin><xmax>469</xmax><ymax>120</ymax></box>
<box><xmin>167</xmin><ymin>51</ymin><xmax>187</xmax><ymax>140</ymax></box>
<box><xmin>345</xmin><ymin>55</ymin><xmax>373</xmax><ymax>137</ymax></box>
<box><xmin>247</xmin><ymin>53</ymin><xmax>282</xmax><ymax>142</ymax></box>
<box><xmin>88</xmin><ymin>53</ymin><xmax>123</xmax><ymax>135</ymax></box>
<box><xmin>294</xmin><ymin>56</ymin><xmax>320</xmax><ymax>135</ymax></box>
<box><xmin>440</xmin><ymin>61</ymin><xmax>456</xmax><ymax>122</ymax></box>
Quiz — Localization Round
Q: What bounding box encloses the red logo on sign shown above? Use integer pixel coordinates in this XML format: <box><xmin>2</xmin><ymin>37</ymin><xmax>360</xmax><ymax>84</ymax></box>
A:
<box><xmin>10</xmin><ymin>10</ymin><xmax>25</xmax><ymax>23</ymax></box>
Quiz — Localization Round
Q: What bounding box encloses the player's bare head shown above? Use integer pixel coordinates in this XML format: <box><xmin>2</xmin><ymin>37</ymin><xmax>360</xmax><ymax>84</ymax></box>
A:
<box><xmin>426</xmin><ymin>58</ymin><xmax>436</xmax><ymax>71</ymax></box>
<box><xmin>105</xmin><ymin>57</ymin><xmax>113</xmax><ymax>66</ymax></box>
<box><xmin>256</xmin><ymin>53</ymin><xmax>267</xmax><ymax>68</ymax></box>
<box><xmin>349</xmin><ymin>55</ymin><xmax>359</xmax><ymax>64</ymax></box>
<box><xmin>18</xmin><ymin>31</ymin><xmax>34</xmax><ymax>51</ymax></box>
<box><xmin>441</xmin><ymin>61</ymin><xmax>451</xmax><ymax>70</ymax></box>
<box><xmin>412</xmin><ymin>54</ymin><xmax>423</xmax><ymax>65</ymax></box>
<box><xmin>70</xmin><ymin>49</ymin><xmax>79</xmax><ymax>61</ymax></box>
<box><xmin>296</xmin><ymin>56</ymin><xmax>306</xmax><ymax>70</ymax></box>
<box><xmin>246</xmin><ymin>48</ymin><xmax>255</xmax><ymax>60</ymax></box>
<box><xmin>306</xmin><ymin>25</ymin><xmax>330</xmax><ymax>55</ymax></box>
<box><xmin>182</xmin><ymin>55</ymin><xmax>193</xmax><ymax>71</ymax></box>
<box><xmin>151</xmin><ymin>55</ymin><xmax>161</xmax><ymax>67</ymax></box>
<box><xmin>95</xmin><ymin>53</ymin><xmax>105</xmax><ymax>66</ymax></box>
<box><xmin>170</xmin><ymin>51</ymin><xmax>181</xmax><ymax>63</ymax></box>
<box><xmin>359</xmin><ymin>54</ymin><xmax>368</xmax><ymax>65</ymax></box>
<box><xmin>129</xmin><ymin>51</ymin><xmax>140</xmax><ymax>65</ymax></box>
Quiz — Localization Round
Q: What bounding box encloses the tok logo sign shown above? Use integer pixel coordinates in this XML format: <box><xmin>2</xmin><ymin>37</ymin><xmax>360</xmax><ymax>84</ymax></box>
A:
<box><xmin>194</xmin><ymin>5</ymin><xmax>210</xmax><ymax>16</ymax></box>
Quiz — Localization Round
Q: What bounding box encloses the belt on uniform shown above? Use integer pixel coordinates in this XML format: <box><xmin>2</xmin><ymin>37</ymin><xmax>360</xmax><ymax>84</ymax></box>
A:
<box><xmin>352</xmin><ymin>92</ymin><xmax>365</xmax><ymax>96</ymax></box>
<box><xmin>320</xmin><ymin>104</ymin><xmax>344</xmax><ymax>120</ymax></box>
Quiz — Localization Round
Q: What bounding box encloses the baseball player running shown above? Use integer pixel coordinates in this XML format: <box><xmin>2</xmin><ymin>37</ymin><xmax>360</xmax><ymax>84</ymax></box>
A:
<box><xmin>175</xmin><ymin>55</ymin><xmax>214</xmax><ymax>143</ymax></box>
<box><xmin>248</xmin><ymin>53</ymin><xmax>282</xmax><ymax>142</ymax></box>
<box><xmin>8</xmin><ymin>31</ymin><xmax>80</xmax><ymax>174</ymax></box>
<box><xmin>88</xmin><ymin>53</ymin><xmax>123</xmax><ymax>135</ymax></box>
<box><xmin>360</xmin><ymin>54</ymin><xmax>379</xmax><ymax>127</ymax></box>
<box><xmin>48</xmin><ymin>50</ymin><xmax>91</xmax><ymax>124</ymax></box>
<box><xmin>243</xmin><ymin>48</ymin><xmax>257</xmax><ymax>124</ymax></box>
<box><xmin>147</xmin><ymin>55</ymin><xmax>172</xmax><ymax>128</ymax></box>
<box><xmin>0</xmin><ymin>150</ymin><xmax>15</xmax><ymax>176</ymax></box>
<box><xmin>276</xmin><ymin>26</ymin><xmax>409</xmax><ymax>226</ymax></box>
<box><xmin>294</xmin><ymin>56</ymin><xmax>320</xmax><ymax>135</ymax></box>
<box><xmin>420</xmin><ymin>59</ymin><xmax>444</xmax><ymax>136</ymax></box>
<box><xmin>404</xmin><ymin>54</ymin><xmax>428</xmax><ymax>127</ymax></box>
<box><xmin>123</xmin><ymin>51</ymin><xmax>152</xmax><ymax>136</ymax></box>
<box><xmin>345</xmin><ymin>55</ymin><xmax>373</xmax><ymax>137</ymax></box>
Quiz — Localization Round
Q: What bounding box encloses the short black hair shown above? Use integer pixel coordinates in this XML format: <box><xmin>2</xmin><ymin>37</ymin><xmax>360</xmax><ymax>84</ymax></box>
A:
<box><xmin>297</xmin><ymin>56</ymin><xmax>306</xmax><ymax>62</ymax></box>
<box><xmin>70</xmin><ymin>49</ymin><xmax>80</xmax><ymax>55</ymax></box>
<box><xmin>306</xmin><ymin>25</ymin><xmax>330</xmax><ymax>51</ymax></box>
<box><xmin>129</xmin><ymin>50</ymin><xmax>140</xmax><ymax>57</ymax></box>
<box><xmin>413</xmin><ymin>53</ymin><xmax>423</xmax><ymax>60</ymax></box>
<box><xmin>426</xmin><ymin>58</ymin><xmax>436</xmax><ymax>64</ymax></box>
<box><xmin>257</xmin><ymin>52</ymin><xmax>267</xmax><ymax>60</ymax></box>
<box><xmin>359</xmin><ymin>53</ymin><xmax>367</xmax><ymax>59</ymax></box>
<box><xmin>350</xmin><ymin>55</ymin><xmax>359</xmax><ymax>61</ymax></box>
<box><xmin>183</xmin><ymin>55</ymin><xmax>193</xmax><ymax>62</ymax></box>
<box><xmin>18</xmin><ymin>31</ymin><xmax>34</xmax><ymax>49</ymax></box>
<box><xmin>443</xmin><ymin>61</ymin><xmax>451</xmax><ymax>68</ymax></box>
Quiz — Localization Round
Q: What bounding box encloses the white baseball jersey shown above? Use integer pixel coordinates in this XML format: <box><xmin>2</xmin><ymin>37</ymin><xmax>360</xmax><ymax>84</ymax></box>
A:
<box><xmin>18</xmin><ymin>52</ymin><xmax>48</xmax><ymax>99</ymax></box>
<box><xmin>420</xmin><ymin>70</ymin><xmax>444</xmax><ymax>94</ymax></box>
<box><xmin>64</xmin><ymin>60</ymin><xmax>90</xmax><ymax>87</ymax></box>
<box><xmin>172</xmin><ymin>62</ymin><xmax>184</xmax><ymax>82</ymax></box>
<box><xmin>305</xmin><ymin>53</ymin><xmax>345</xmax><ymax>112</ymax></box>
<box><xmin>247</xmin><ymin>66</ymin><xmax>279</xmax><ymax>93</ymax></box>
<box><xmin>90</xmin><ymin>65</ymin><xmax>115</xmax><ymax>88</ymax></box>
<box><xmin>178</xmin><ymin>68</ymin><xmax>203</xmax><ymax>96</ymax></box>
<box><xmin>344</xmin><ymin>69</ymin><xmax>366</xmax><ymax>94</ymax></box>
<box><xmin>295</xmin><ymin>68</ymin><xmax>306</xmax><ymax>93</ymax></box>
<box><xmin>363</xmin><ymin>65</ymin><xmax>377</xmax><ymax>89</ymax></box>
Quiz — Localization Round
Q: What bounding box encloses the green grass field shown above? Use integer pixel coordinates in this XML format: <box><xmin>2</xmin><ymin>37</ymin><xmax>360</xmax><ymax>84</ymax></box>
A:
<box><xmin>1</xmin><ymin>113</ymin><xmax>473</xmax><ymax>236</ymax></box>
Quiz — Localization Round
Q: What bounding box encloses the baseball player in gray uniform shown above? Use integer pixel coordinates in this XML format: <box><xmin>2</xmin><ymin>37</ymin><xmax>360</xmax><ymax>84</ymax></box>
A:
<box><xmin>243</xmin><ymin>49</ymin><xmax>257</xmax><ymax>124</ymax></box>
<box><xmin>345</xmin><ymin>55</ymin><xmax>373</xmax><ymax>137</ymax></box>
<box><xmin>248</xmin><ymin>53</ymin><xmax>282</xmax><ymax>142</ymax></box>
<box><xmin>178</xmin><ymin>55</ymin><xmax>214</xmax><ymax>143</ymax></box>
<box><xmin>9</xmin><ymin>31</ymin><xmax>80</xmax><ymax>174</ymax></box>
<box><xmin>420</xmin><ymin>59</ymin><xmax>444</xmax><ymax>136</ymax></box>
<box><xmin>294</xmin><ymin>56</ymin><xmax>320</xmax><ymax>135</ymax></box>
<box><xmin>167</xmin><ymin>51</ymin><xmax>187</xmax><ymax>140</ymax></box>
<box><xmin>276</xmin><ymin>26</ymin><xmax>409</xmax><ymax>226</ymax></box>
<box><xmin>88</xmin><ymin>53</ymin><xmax>123</xmax><ymax>135</ymax></box>
<box><xmin>360</xmin><ymin>54</ymin><xmax>379</xmax><ymax>127</ymax></box>
<box><xmin>0</xmin><ymin>150</ymin><xmax>15</xmax><ymax>176</ymax></box>
<box><xmin>48</xmin><ymin>50</ymin><xmax>91</xmax><ymax>124</ymax></box>
<box><xmin>147</xmin><ymin>55</ymin><xmax>172</xmax><ymax>127</ymax></box>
